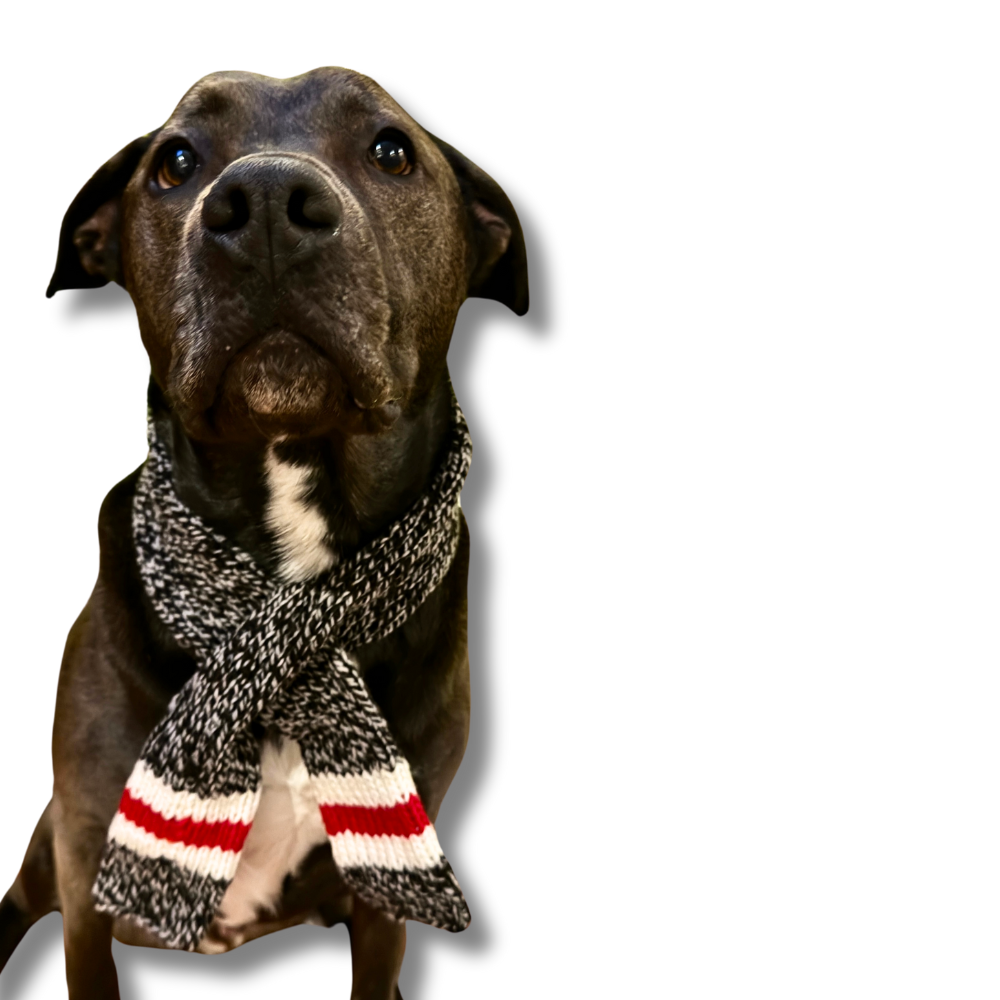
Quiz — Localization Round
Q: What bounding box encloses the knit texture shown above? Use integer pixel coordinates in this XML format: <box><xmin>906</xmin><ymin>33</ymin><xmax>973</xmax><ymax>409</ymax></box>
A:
<box><xmin>91</xmin><ymin>397</ymin><xmax>473</xmax><ymax>950</ymax></box>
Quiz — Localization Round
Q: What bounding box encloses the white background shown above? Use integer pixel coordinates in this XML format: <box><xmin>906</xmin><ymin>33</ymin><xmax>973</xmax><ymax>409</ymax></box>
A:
<box><xmin>1</xmin><ymin>2</ymin><xmax>999</xmax><ymax>998</ymax></box>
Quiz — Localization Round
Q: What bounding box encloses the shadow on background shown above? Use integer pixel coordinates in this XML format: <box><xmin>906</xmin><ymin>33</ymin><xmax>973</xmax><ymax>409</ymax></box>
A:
<box><xmin>400</xmin><ymin>205</ymin><xmax>550</xmax><ymax>997</ymax></box>
<box><xmin>56</xmin><ymin>281</ymin><xmax>134</xmax><ymax>317</ymax></box>
<box><xmin>0</xmin><ymin>912</ymin><xmax>62</xmax><ymax>1000</ymax></box>
<box><xmin>3</xmin><ymin>205</ymin><xmax>550</xmax><ymax>1000</ymax></box>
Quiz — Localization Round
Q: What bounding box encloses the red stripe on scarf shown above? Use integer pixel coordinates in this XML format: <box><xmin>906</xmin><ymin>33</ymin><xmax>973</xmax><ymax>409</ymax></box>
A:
<box><xmin>117</xmin><ymin>788</ymin><xmax>252</xmax><ymax>852</ymax></box>
<box><xmin>320</xmin><ymin>793</ymin><xmax>430</xmax><ymax>838</ymax></box>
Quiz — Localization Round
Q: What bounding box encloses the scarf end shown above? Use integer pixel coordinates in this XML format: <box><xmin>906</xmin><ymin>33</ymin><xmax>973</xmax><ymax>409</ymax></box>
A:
<box><xmin>92</xmin><ymin>840</ymin><xmax>229</xmax><ymax>951</ymax></box>
<box><xmin>341</xmin><ymin>863</ymin><xmax>472</xmax><ymax>933</ymax></box>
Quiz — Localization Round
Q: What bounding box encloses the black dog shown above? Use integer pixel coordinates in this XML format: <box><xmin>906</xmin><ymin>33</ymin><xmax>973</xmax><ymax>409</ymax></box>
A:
<box><xmin>0</xmin><ymin>67</ymin><xmax>527</xmax><ymax>999</ymax></box>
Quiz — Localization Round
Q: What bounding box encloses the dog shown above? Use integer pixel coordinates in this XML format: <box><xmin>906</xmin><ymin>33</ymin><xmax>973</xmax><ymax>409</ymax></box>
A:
<box><xmin>0</xmin><ymin>67</ymin><xmax>527</xmax><ymax>999</ymax></box>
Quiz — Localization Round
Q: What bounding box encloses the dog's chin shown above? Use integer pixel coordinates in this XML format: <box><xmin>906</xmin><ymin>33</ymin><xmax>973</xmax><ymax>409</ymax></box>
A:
<box><xmin>218</xmin><ymin>331</ymin><xmax>330</xmax><ymax>435</ymax></box>
<box><xmin>206</xmin><ymin>330</ymin><xmax>401</xmax><ymax>441</ymax></box>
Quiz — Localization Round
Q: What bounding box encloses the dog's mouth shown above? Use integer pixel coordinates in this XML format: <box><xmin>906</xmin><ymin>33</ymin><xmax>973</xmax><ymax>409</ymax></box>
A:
<box><xmin>205</xmin><ymin>328</ymin><xmax>400</xmax><ymax>439</ymax></box>
<box><xmin>224</xmin><ymin>328</ymin><xmax>330</xmax><ymax>416</ymax></box>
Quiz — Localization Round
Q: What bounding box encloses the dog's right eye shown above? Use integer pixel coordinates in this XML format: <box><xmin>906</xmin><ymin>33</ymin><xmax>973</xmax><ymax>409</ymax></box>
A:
<box><xmin>157</xmin><ymin>144</ymin><xmax>198</xmax><ymax>189</ymax></box>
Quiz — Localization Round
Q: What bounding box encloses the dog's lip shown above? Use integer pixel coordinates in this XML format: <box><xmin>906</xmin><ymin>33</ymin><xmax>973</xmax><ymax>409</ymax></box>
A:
<box><xmin>174</xmin><ymin>325</ymin><xmax>404</xmax><ymax>439</ymax></box>
<box><xmin>235</xmin><ymin>329</ymin><xmax>398</xmax><ymax>411</ymax></box>
<box><xmin>216</xmin><ymin>325</ymin><xmax>403</xmax><ymax>416</ymax></box>
<box><xmin>231</xmin><ymin>326</ymin><xmax>327</xmax><ymax>360</ymax></box>
<box><xmin>351</xmin><ymin>392</ymin><xmax>401</xmax><ymax>410</ymax></box>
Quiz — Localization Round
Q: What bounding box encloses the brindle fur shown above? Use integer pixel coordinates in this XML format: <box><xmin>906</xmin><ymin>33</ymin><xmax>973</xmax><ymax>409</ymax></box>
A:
<box><xmin>0</xmin><ymin>67</ymin><xmax>527</xmax><ymax>999</ymax></box>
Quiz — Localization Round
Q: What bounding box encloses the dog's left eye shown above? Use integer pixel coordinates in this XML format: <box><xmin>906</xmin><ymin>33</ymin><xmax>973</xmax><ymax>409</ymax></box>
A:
<box><xmin>157</xmin><ymin>144</ymin><xmax>198</xmax><ymax>189</ymax></box>
<box><xmin>370</xmin><ymin>133</ymin><xmax>413</xmax><ymax>176</ymax></box>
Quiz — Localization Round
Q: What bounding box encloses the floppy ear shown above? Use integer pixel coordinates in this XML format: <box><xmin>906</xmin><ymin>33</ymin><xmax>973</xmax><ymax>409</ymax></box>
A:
<box><xmin>428</xmin><ymin>134</ymin><xmax>528</xmax><ymax>316</ymax></box>
<box><xmin>46</xmin><ymin>132</ymin><xmax>158</xmax><ymax>298</ymax></box>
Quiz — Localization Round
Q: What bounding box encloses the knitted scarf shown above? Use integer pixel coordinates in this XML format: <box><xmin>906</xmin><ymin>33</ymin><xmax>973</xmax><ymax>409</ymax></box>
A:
<box><xmin>91</xmin><ymin>397</ymin><xmax>473</xmax><ymax>951</ymax></box>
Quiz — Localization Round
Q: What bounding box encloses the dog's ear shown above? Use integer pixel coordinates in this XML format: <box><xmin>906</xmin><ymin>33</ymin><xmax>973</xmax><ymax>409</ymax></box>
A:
<box><xmin>428</xmin><ymin>134</ymin><xmax>528</xmax><ymax>316</ymax></box>
<box><xmin>46</xmin><ymin>132</ymin><xmax>158</xmax><ymax>298</ymax></box>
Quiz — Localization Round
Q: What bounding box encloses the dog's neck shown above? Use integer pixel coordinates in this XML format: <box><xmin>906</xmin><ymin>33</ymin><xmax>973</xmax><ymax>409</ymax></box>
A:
<box><xmin>149</xmin><ymin>373</ymin><xmax>454</xmax><ymax>580</ymax></box>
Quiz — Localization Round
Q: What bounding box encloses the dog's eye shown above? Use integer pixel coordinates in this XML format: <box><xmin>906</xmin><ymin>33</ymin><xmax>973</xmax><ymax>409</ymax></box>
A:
<box><xmin>370</xmin><ymin>133</ymin><xmax>413</xmax><ymax>176</ymax></box>
<box><xmin>157</xmin><ymin>144</ymin><xmax>198</xmax><ymax>189</ymax></box>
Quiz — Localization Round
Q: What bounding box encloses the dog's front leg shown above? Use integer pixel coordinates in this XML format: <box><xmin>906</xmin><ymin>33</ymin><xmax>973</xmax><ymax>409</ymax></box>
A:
<box><xmin>53</xmin><ymin>808</ymin><xmax>119</xmax><ymax>1000</ymax></box>
<box><xmin>348</xmin><ymin>895</ymin><xmax>406</xmax><ymax>1000</ymax></box>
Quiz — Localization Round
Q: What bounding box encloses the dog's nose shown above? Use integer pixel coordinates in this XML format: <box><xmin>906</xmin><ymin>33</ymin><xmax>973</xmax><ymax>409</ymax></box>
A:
<box><xmin>201</xmin><ymin>156</ymin><xmax>340</xmax><ymax>280</ymax></box>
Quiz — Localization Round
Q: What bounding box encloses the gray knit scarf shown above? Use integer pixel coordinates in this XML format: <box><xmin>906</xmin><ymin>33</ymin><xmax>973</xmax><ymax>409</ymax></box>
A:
<box><xmin>91</xmin><ymin>395</ymin><xmax>472</xmax><ymax>951</ymax></box>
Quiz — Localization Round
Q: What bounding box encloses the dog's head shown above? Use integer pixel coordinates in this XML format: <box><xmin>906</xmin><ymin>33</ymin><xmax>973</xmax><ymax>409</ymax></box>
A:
<box><xmin>48</xmin><ymin>68</ymin><xmax>527</xmax><ymax>442</ymax></box>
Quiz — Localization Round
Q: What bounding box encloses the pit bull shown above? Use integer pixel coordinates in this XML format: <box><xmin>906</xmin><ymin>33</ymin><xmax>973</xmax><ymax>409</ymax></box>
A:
<box><xmin>0</xmin><ymin>66</ymin><xmax>527</xmax><ymax>999</ymax></box>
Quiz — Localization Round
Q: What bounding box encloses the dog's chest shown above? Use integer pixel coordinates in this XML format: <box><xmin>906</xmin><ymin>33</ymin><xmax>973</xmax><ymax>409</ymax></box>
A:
<box><xmin>204</xmin><ymin>451</ymin><xmax>337</xmax><ymax>945</ymax></box>
<box><xmin>205</xmin><ymin>737</ymin><xmax>328</xmax><ymax>946</ymax></box>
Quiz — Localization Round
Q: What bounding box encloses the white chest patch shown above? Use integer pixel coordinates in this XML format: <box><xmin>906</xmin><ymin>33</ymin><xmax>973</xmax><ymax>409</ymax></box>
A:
<box><xmin>204</xmin><ymin>451</ymin><xmax>336</xmax><ymax>944</ymax></box>
<box><xmin>212</xmin><ymin>737</ymin><xmax>329</xmax><ymax>934</ymax></box>
<box><xmin>264</xmin><ymin>445</ymin><xmax>336</xmax><ymax>581</ymax></box>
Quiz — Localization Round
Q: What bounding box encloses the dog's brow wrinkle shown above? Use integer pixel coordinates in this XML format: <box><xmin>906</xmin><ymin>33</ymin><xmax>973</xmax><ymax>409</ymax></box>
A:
<box><xmin>264</xmin><ymin>446</ymin><xmax>336</xmax><ymax>581</ymax></box>
<box><xmin>181</xmin><ymin>80</ymin><xmax>237</xmax><ymax>118</ymax></box>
